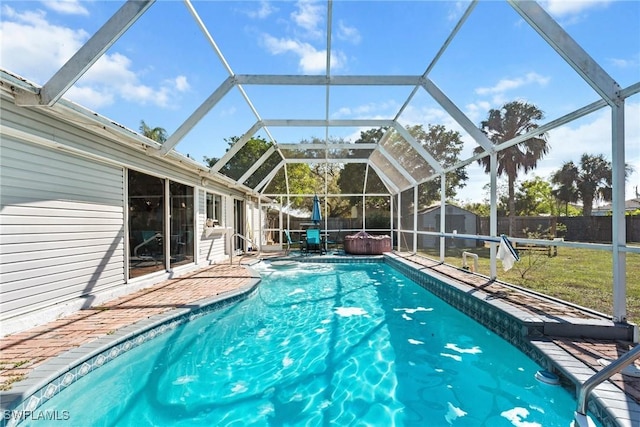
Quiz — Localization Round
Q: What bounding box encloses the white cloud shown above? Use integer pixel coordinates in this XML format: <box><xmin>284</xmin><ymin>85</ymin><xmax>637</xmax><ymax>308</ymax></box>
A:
<box><xmin>465</xmin><ymin>101</ymin><xmax>492</xmax><ymax>124</ymax></box>
<box><xmin>245</xmin><ymin>0</ymin><xmax>276</xmax><ymax>19</ymax></box>
<box><xmin>258</xmin><ymin>1</ymin><xmax>354</xmax><ymax>73</ymax></box>
<box><xmin>65</xmin><ymin>85</ymin><xmax>114</xmax><ymax>109</ymax></box>
<box><xmin>41</xmin><ymin>0</ymin><xmax>89</xmax><ymax>16</ymax></box>
<box><xmin>541</xmin><ymin>0</ymin><xmax>612</xmax><ymax>18</ymax></box>
<box><xmin>608</xmin><ymin>54</ymin><xmax>640</xmax><ymax>70</ymax></box>
<box><xmin>173</xmin><ymin>75</ymin><xmax>190</xmax><ymax>92</ymax></box>
<box><xmin>475</xmin><ymin>72</ymin><xmax>550</xmax><ymax>96</ymax></box>
<box><xmin>261</xmin><ymin>33</ymin><xmax>344</xmax><ymax>73</ymax></box>
<box><xmin>0</xmin><ymin>6</ymin><xmax>89</xmax><ymax>84</ymax></box>
<box><xmin>0</xmin><ymin>6</ymin><xmax>189</xmax><ymax>110</ymax></box>
<box><xmin>291</xmin><ymin>0</ymin><xmax>324</xmax><ymax>39</ymax></box>
<box><xmin>336</xmin><ymin>20</ymin><xmax>361</xmax><ymax>44</ymax></box>
<box><xmin>332</xmin><ymin>100</ymin><xmax>400</xmax><ymax>120</ymax></box>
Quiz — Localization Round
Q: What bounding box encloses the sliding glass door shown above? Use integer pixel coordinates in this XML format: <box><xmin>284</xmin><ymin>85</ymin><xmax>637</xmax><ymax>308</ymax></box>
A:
<box><xmin>128</xmin><ymin>170</ymin><xmax>195</xmax><ymax>278</ymax></box>
<box><xmin>169</xmin><ymin>181</ymin><xmax>194</xmax><ymax>268</ymax></box>
<box><xmin>128</xmin><ymin>170</ymin><xmax>165</xmax><ymax>278</ymax></box>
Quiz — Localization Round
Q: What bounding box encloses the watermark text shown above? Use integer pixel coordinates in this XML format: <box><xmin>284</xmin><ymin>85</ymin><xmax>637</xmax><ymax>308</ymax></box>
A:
<box><xmin>2</xmin><ymin>410</ymin><xmax>70</xmax><ymax>422</ymax></box>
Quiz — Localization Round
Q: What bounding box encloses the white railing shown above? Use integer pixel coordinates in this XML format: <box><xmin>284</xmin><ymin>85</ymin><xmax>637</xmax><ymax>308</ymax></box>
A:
<box><xmin>574</xmin><ymin>345</ymin><xmax>640</xmax><ymax>425</ymax></box>
<box><xmin>462</xmin><ymin>251</ymin><xmax>479</xmax><ymax>272</ymax></box>
<box><xmin>230</xmin><ymin>232</ymin><xmax>256</xmax><ymax>264</ymax></box>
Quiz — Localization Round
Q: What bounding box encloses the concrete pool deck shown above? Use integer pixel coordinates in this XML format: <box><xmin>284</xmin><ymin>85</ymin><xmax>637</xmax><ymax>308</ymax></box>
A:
<box><xmin>0</xmin><ymin>252</ymin><xmax>638</xmax><ymax>425</ymax></box>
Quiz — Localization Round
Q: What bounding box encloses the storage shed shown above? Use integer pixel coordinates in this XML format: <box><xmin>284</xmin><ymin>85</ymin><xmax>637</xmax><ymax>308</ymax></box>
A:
<box><xmin>418</xmin><ymin>204</ymin><xmax>478</xmax><ymax>249</ymax></box>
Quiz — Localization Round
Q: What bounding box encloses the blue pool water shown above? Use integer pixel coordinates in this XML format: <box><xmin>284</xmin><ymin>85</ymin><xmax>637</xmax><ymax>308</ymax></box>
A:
<box><xmin>27</xmin><ymin>262</ymin><xmax>589</xmax><ymax>426</ymax></box>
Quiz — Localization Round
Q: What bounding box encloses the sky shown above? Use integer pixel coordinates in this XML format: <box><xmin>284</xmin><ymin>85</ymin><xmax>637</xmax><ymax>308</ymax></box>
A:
<box><xmin>1</xmin><ymin>0</ymin><xmax>639</xmax><ymax>204</ymax></box>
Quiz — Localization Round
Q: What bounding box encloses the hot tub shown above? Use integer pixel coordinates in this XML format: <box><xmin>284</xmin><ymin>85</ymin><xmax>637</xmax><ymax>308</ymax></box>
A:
<box><xmin>344</xmin><ymin>231</ymin><xmax>391</xmax><ymax>255</ymax></box>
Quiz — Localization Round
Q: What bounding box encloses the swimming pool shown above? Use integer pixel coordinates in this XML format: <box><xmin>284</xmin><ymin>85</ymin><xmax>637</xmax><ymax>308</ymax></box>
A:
<box><xmin>21</xmin><ymin>261</ymin><xmax>593</xmax><ymax>426</ymax></box>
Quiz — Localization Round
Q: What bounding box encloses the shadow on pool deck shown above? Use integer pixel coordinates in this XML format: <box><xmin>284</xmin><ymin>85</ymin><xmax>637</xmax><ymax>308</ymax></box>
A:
<box><xmin>0</xmin><ymin>252</ymin><xmax>638</xmax><ymax>425</ymax></box>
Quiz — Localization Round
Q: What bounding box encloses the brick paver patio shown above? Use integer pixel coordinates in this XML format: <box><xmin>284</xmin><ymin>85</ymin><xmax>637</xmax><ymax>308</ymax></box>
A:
<box><xmin>0</xmin><ymin>263</ymin><xmax>253</xmax><ymax>391</ymax></box>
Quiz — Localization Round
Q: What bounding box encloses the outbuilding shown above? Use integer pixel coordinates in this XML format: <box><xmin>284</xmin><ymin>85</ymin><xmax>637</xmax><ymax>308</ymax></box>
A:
<box><xmin>417</xmin><ymin>204</ymin><xmax>478</xmax><ymax>249</ymax></box>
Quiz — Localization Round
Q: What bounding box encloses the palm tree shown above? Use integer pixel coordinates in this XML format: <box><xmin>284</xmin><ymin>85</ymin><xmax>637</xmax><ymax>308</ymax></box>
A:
<box><xmin>550</xmin><ymin>162</ymin><xmax>579</xmax><ymax>216</ymax></box>
<box><xmin>552</xmin><ymin>153</ymin><xmax>633</xmax><ymax>216</ymax></box>
<box><xmin>139</xmin><ymin>120</ymin><xmax>167</xmax><ymax>143</ymax></box>
<box><xmin>474</xmin><ymin>101</ymin><xmax>549</xmax><ymax>235</ymax></box>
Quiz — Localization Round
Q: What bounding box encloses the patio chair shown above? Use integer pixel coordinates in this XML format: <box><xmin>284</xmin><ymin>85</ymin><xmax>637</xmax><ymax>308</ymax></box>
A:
<box><xmin>324</xmin><ymin>230</ymin><xmax>339</xmax><ymax>251</ymax></box>
<box><xmin>304</xmin><ymin>228</ymin><xmax>325</xmax><ymax>255</ymax></box>
<box><xmin>284</xmin><ymin>229</ymin><xmax>303</xmax><ymax>255</ymax></box>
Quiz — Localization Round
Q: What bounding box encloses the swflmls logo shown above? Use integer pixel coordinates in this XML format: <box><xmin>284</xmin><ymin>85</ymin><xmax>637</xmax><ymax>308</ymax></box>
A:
<box><xmin>2</xmin><ymin>410</ymin><xmax>70</xmax><ymax>421</ymax></box>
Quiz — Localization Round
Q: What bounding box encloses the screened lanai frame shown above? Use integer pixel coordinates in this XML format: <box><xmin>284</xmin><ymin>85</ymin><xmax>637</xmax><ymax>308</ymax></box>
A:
<box><xmin>7</xmin><ymin>0</ymin><xmax>639</xmax><ymax>322</ymax></box>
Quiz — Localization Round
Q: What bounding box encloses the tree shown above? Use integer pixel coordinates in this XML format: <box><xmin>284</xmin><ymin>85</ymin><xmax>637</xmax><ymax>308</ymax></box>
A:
<box><xmin>409</xmin><ymin>124</ymin><xmax>468</xmax><ymax>205</ymax></box>
<box><xmin>550</xmin><ymin>162</ymin><xmax>579</xmax><ymax>216</ymax></box>
<box><xmin>139</xmin><ymin>120</ymin><xmax>167</xmax><ymax>143</ymax></box>
<box><xmin>339</xmin><ymin>124</ymin><xmax>468</xmax><ymax>210</ymax></box>
<box><xmin>551</xmin><ymin>153</ymin><xmax>634</xmax><ymax>216</ymax></box>
<box><xmin>204</xmin><ymin>136</ymin><xmax>313</xmax><ymax>194</ymax></box>
<box><xmin>204</xmin><ymin>136</ymin><xmax>273</xmax><ymax>181</ymax></box>
<box><xmin>338</xmin><ymin>129</ymin><xmax>391</xmax><ymax>217</ymax></box>
<box><xmin>461</xmin><ymin>201</ymin><xmax>491</xmax><ymax>217</ymax></box>
<box><xmin>473</xmin><ymin>101</ymin><xmax>549</xmax><ymax>235</ymax></box>
<box><xmin>514</xmin><ymin>176</ymin><xmax>555</xmax><ymax>216</ymax></box>
<box><xmin>338</xmin><ymin>128</ymin><xmax>388</xmax><ymax>209</ymax></box>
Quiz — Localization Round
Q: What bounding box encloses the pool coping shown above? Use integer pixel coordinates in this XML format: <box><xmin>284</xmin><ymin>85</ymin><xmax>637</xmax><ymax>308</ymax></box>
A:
<box><xmin>2</xmin><ymin>255</ymin><xmax>638</xmax><ymax>427</ymax></box>
<box><xmin>0</xmin><ymin>270</ymin><xmax>261</xmax><ymax>427</ymax></box>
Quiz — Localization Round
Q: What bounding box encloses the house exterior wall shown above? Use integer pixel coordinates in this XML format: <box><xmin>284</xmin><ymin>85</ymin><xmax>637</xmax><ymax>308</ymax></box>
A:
<box><xmin>1</xmin><ymin>137</ymin><xmax>125</xmax><ymax>323</ymax></box>
<box><xmin>0</xmin><ymin>92</ymin><xmax>246</xmax><ymax>335</ymax></box>
<box><xmin>247</xmin><ymin>199</ymin><xmax>261</xmax><ymax>251</ymax></box>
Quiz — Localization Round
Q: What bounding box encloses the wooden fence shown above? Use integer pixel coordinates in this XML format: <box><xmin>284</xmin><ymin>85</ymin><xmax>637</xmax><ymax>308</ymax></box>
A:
<box><xmin>477</xmin><ymin>216</ymin><xmax>640</xmax><ymax>243</ymax></box>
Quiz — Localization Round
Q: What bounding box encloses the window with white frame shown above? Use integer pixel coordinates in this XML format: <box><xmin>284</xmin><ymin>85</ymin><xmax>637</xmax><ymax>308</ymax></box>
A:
<box><xmin>206</xmin><ymin>192</ymin><xmax>223</xmax><ymax>226</ymax></box>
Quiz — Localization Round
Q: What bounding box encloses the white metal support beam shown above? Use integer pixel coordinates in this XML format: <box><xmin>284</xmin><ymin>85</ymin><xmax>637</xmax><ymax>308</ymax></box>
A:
<box><xmin>421</xmin><ymin>78</ymin><xmax>494</xmax><ymax>152</ymax></box>
<box><xmin>237</xmin><ymin>146</ymin><xmax>276</xmax><ymax>185</ymax></box>
<box><xmin>439</xmin><ymin>176</ymin><xmax>446</xmax><ymax>261</ymax></box>
<box><xmin>185</xmin><ymin>0</ymin><xmax>277</xmax><ymax>144</ymax></box>
<box><xmin>391</xmin><ymin>122</ymin><xmax>444</xmax><ymax>173</ymax></box>
<box><xmin>368</xmin><ymin>163</ymin><xmax>399</xmax><ymax>194</ymax></box>
<box><xmin>363</xmin><ymin>164</ymin><xmax>370</xmax><ymax>202</ymax></box>
<box><xmin>284</xmin><ymin>158</ymin><xmax>369</xmax><ymax>164</ymax></box>
<box><xmin>611</xmin><ymin>103</ymin><xmax>627</xmax><ymax>322</ymax></box>
<box><xmin>278</xmin><ymin>143</ymin><xmax>377</xmax><ymax>150</ymax></box>
<box><xmin>377</xmin><ymin>145</ymin><xmax>417</xmax><ymax>186</ymax></box>
<box><xmin>413</xmin><ymin>185</ymin><xmax>418</xmax><ymax>253</ymax></box>
<box><xmin>390</xmin><ymin>192</ymin><xmax>395</xmax><ymax>248</ymax></box>
<box><xmin>158</xmin><ymin>76</ymin><xmax>235</xmax><ymax>156</ymax></box>
<box><xmin>262</xmin><ymin>119</ymin><xmax>396</xmax><ymax>128</ymax></box>
<box><xmin>393</xmin><ymin>1</ymin><xmax>477</xmax><ymax>121</ymax></box>
<box><xmin>36</xmin><ymin>0</ymin><xmax>154</xmax><ymax>106</ymax></box>
<box><xmin>234</xmin><ymin>75</ymin><xmax>422</xmax><ymax>86</ymax></box>
<box><xmin>256</xmin><ymin>160</ymin><xmax>285</xmax><ymax>193</ymax></box>
<box><xmin>490</xmin><ymin>151</ymin><xmax>498</xmax><ymax>279</ymax></box>
<box><xmin>210</xmin><ymin>121</ymin><xmax>263</xmax><ymax>173</ymax></box>
<box><xmin>509</xmin><ymin>0</ymin><xmax>621</xmax><ymax>107</ymax></box>
<box><xmin>426</xmin><ymin>97</ymin><xmax>610</xmax><ymax>192</ymax></box>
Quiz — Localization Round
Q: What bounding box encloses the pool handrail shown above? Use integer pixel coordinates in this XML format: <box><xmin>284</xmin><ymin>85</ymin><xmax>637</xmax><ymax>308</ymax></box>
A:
<box><xmin>574</xmin><ymin>344</ymin><xmax>640</xmax><ymax>423</ymax></box>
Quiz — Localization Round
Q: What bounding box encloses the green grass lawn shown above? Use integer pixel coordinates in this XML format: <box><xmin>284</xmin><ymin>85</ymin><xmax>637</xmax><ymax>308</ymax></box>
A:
<box><xmin>417</xmin><ymin>245</ymin><xmax>640</xmax><ymax>325</ymax></box>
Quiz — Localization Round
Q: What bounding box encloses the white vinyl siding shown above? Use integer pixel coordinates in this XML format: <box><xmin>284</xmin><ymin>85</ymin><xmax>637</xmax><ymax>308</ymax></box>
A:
<box><xmin>0</xmin><ymin>137</ymin><xmax>125</xmax><ymax>320</ymax></box>
<box><xmin>248</xmin><ymin>200</ymin><xmax>261</xmax><ymax>250</ymax></box>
